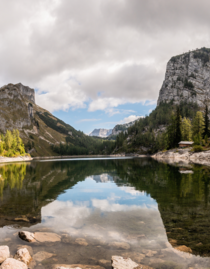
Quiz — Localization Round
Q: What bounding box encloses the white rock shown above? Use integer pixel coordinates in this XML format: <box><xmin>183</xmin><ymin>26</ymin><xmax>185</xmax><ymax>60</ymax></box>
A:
<box><xmin>111</xmin><ymin>256</ymin><xmax>139</xmax><ymax>269</ymax></box>
<box><xmin>0</xmin><ymin>258</ymin><xmax>28</xmax><ymax>269</ymax></box>
<box><xmin>19</xmin><ymin>231</ymin><xmax>35</xmax><ymax>242</ymax></box>
<box><xmin>0</xmin><ymin>246</ymin><xmax>10</xmax><ymax>264</ymax></box>
<box><xmin>14</xmin><ymin>248</ymin><xmax>31</xmax><ymax>265</ymax></box>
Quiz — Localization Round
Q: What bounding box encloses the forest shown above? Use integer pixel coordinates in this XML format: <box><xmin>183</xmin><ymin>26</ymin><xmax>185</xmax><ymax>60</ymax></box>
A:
<box><xmin>115</xmin><ymin>101</ymin><xmax>209</xmax><ymax>154</ymax></box>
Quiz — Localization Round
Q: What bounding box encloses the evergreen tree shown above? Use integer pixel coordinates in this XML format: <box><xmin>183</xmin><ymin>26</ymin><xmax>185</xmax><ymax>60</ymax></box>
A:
<box><xmin>192</xmin><ymin>111</ymin><xmax>205</xmax><ymax>137</ymax></box>
<box><xmin>204</xmin><ymin>105</ymin><xmax>209</xmax><ymax>138</ymax></box>
<box><xmin>181</xmin><ymin>117</ymin><xmax>192</xmax><ymax>141</ymax></box>
<box><xmin>174</xmin><ymin>107</ymin><xmax>182</xmax><ymax>145</ymax></box>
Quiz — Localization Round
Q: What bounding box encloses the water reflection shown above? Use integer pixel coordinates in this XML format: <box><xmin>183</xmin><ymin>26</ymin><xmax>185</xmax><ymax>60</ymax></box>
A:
<box><xmin>0</xmin><ymin>158</ymin><xmax>210</xmax><ymax>268</ymax></box>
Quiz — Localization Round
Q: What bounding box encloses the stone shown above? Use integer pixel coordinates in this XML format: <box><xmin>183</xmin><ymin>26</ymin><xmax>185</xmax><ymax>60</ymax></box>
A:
<box><xmin>99</xmin><ymin>259</ymin><xmax>110</xmax><ymax>265</ymax></box>
<box><xmin>34</xmin><ymin>232</ymin><xmax>61</xmax><ymax>243</ymax></box>
<box><xmin>17</xmin><ymin>245</ymin><xmax>33</xmax><ymax>256</ymax></box>
<box><xmin>0</xmin><ymin>258</ymin><xmax>28</xmax><ymax>269</ymax></box>
<box><xmin>109</xmin><ymin>241</ymin><xmax>130</xmax><ymax>250</ymax></box>
<box><xmin>111</xmin><ymin>256</ymin><xmax>138</xmax><ymax>269</ymax></box>
<box><xmin>14</xmin><ymin>248</ymin><xmax>32</xmax><ymax>265</ymax></box>
<box><xmin>142</xmin><ymin>250</ymin><xmax>157</xmax><ymax>257</ymax></box>
<box><xmin>52</xmin><ymin>265</ymin><xmax>104</xmax><ymax>269</ymax></box>
<box><xmin>122</xmin><ymin>252</ymin><xmax>145</xmax><ymax>263</ymax></box>
<box><xmin>175</xmin><ymin>245</ymin><xmax>192</xmax><ymax>253</ymax></box>
<box><xmin>19</xmin><ymin>231</ymin><xmax>35</xmax><ymax>242</ymax></box>
<box><xmin>75</xmin><ymin>238</ymin><xmax>88</xmax><ymax>246</ymax></box>
<box><xmin>0</xmin><ymin>246</ymin><xmax>10</xmax><ymax>264</ymax></box>
<box><xmin>33</xmin><ymin>251</ymin><xmax>55</xmax><ymax>262</ymax></box>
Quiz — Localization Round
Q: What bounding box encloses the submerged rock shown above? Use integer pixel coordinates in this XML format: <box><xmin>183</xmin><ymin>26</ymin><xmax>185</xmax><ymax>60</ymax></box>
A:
<box><xmin>33</xmin><ymin>251</ymin><xmax>55</xmax><ymax>262</ymax></box>
<box><xmin>14</xmin><ymin>248</ymin><xmax>32</xmax><ymax>265</ymax></box>
<box><xmin>75</xmin><ymin>238</ymin><xmax>88</xmax><ymax>246</ymax></box>
<box><xmin>34</xmin><ymin>232</ymin><xmax>61</xmax><ymax>243</ymax></box>
<box><xmin>0</xmin><ymin>246</ymin><xmax>10</xmax><ymax>264</ymax></box>
<box><xmin>53</xmin><ymin>265</ymin><xmax>104</xmax><ymax>269</ymax></box>
<box><xmin>19</xmin><ymin>231</ymin><xmax>35</xmax><ymax>242</ymax></box>
<box><xmin>175</xmin><ymin>245</ymin><xmax>192</xmax><ymax>253</ymax></box>
<box><xmin>109</xmin><ymin>241</ymin><xmax>130</xmax><ymax>250</ymax></box>
<box><xmin>0</xmin><ymin>258</ymin><xmax>28</xmax><ymax>269</ymax></box>
<box><xmin>111</xmin><ymin>256</ymin><xmax>138</xmax><ymax>269</ymax></box>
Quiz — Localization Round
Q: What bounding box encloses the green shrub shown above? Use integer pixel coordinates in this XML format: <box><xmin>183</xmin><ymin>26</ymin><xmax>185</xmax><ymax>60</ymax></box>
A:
<box><xmin>193</xmin><ymin>145</ymin><xmax>204</xmax><ymax>152</ymax></box>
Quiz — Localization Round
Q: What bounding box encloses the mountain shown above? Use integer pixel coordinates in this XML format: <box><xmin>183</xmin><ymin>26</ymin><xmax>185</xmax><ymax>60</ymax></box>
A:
<box><xmin>158</xmin><ymin>47</ymin><xmax>210</xmax><ymax>107</ymax></box>
<box><xmin>0</xmin><ymin>83</ymin><xmax>103</xmax><ymax>157</ymax></box>
<box><xmin>89</xmin><ymin>120</ymin><xmax>138</xmax><ymax>139</ymax></box>
<box><xmin>89</xmin><ymin>128</ymin><xmax>112</xmax><ymax>137</ymax></box>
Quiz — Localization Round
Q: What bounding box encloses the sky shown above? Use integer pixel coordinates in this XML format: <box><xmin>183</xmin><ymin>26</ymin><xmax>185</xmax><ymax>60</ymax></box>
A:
<box><xmin>1</xmin><ymin>0</ymin><xmax>210</xmax><ymax>134</ymax></box>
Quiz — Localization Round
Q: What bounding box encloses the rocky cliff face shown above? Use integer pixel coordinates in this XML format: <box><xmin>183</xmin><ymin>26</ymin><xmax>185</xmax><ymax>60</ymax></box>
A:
<box><xmin>158</xmin><ymin>47</ymin><xmax>210</xmax><ymax>107</ymax></box>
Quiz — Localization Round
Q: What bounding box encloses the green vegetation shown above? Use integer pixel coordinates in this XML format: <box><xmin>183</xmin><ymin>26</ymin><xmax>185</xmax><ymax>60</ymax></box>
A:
<box><xmin>0</xmin><ymin>130</ymin><xmax>26</xmax><ymax>157</ymax></box>
<box><xmin>115</xmin><ymin>101</ymin><xmax>210</xmax><ymax>154</ymax></box>
<box><xmin>192</xmin><ymin>145</ymin><xmax>204</xmax><ymax>152</ymax></box>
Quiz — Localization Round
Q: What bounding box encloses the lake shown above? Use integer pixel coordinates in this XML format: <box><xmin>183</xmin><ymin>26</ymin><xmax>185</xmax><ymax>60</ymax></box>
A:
<box><xmin>0</xmin><ymin>157</ymin><xmax>210</xmax><ymax>269</ymax></box>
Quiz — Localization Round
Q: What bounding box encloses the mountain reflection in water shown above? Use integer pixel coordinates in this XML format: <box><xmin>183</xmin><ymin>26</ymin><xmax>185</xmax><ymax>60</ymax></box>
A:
<box><xmin>0</xmin><ymin>158</ymin><xmax>210</xmax><ymax>268</ymax></box>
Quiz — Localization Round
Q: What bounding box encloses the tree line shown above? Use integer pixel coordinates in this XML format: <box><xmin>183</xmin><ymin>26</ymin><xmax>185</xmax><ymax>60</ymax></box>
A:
<box><xmin>115</xmin><ymin>102</ymin><xmax>209</xmax><ymax>154</ymax></box>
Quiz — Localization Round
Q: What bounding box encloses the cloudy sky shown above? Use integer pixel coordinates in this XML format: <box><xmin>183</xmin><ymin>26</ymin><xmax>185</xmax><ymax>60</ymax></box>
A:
<box><xmin>1</xmin><ymin>0</ymin><xmax>210</xmax><ymax>133</ymax></box>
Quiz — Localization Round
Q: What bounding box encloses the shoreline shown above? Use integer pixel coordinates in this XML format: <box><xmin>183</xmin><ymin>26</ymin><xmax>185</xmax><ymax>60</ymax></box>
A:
<box><xmin>152</xmin><ymin>148</ymin><xmax>210</xmax><ymax>166</ymax></box>
<box><xmin>0</xmin><ymin>155</ymin><xmax>33</xmax><ymax>164</ymax></box>
<box><xmin>0</xmin><ymin>154</ymin><xmax>149</xmax><ymax>164</ymax></box>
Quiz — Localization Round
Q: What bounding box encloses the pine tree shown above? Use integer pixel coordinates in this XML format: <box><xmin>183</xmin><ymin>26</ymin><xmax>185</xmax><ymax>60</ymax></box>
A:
<box><xmin>174</xmin><ymin>107</ymin><xmax>182</xmax><ymax>145</ymax></box>
<box><xmin>181</xmin><ymin>117</ymin><xmax>192</xmax><ymax>141</ymax></box>
<box><xmin>204</xmin><ymin>105</ymin><xmax>209</xmax><ymax>138</ymax></box>
<box><xmin>192</xmin><ymin>111</ymin><xmax>205</xmax><ymax>137</ymax></box>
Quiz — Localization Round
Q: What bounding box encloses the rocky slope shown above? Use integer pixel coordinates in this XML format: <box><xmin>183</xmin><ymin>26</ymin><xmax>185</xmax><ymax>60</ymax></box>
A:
<box><xmin>158</xmin><ymin>47</ymin><xmax>210</xmax><ymax>107</ymax></box>
<box><xmin>89</xmin><ymin>128</ymin><xmax>112</xmax><ymax>137</ymax></box>
<box><xmin>0</xmin><ymin>83</ymin><xmax>96</xmax><ymax>157</ymax></box>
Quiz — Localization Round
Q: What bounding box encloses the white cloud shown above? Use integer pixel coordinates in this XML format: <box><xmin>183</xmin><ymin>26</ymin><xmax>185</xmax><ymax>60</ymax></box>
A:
<box><xmin>119</xmin><ymin>115</ymin><xmax>143</xmax><ymax>124</ymax></box>
<box><xmin>1</xmin><ymin>0</ymin><xmax>210</xmax><ymax>112</ymax></box>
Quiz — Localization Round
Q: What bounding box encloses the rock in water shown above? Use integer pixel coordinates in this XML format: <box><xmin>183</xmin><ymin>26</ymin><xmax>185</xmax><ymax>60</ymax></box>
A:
<box><xmin>19</xmin><ymin>231</ymin><xmax>35</xmax><ymax>242</ymax></box>
<box><xmin>34</xmin><ymin>232</ymin><xmax>61</xmax><ymax>243</ymax></box>
<box><xmin>14</xmin><ymin>248</ymin><xmax>32</xmax><ymax>265</ymax></box>
<box><xmin>109</xmin><ymin>241</ymin><xmax>130</xmax><ymax>250</ymax></box>
<box><xmin>0</xmin><ymin>258</ymin><xmax>28</xmax><ymax>269</ymax></box>
<box><xmin>0</xmin><ymin>246</ymin><xmax>10</xmax><ymax>264</ymax></box>
<box><xmin>111</xmin><ymin>256</ymin><xmax>139</xmax><ymax>269</ymax></box>
<box><xmin>33</xmin><ymin>251</ymin><xmax>55</xmax><ymax>262</ymax></box>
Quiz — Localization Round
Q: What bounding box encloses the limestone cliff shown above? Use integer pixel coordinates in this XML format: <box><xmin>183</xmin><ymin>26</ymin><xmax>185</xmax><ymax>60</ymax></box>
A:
<box><xmin>158</xmin><ymin>47</ymin><xmax>210</xmax><ymax>107</ymax></box>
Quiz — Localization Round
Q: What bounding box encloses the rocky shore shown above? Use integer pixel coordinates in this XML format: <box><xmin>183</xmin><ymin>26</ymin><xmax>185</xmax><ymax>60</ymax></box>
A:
<box><xmin>152</xmin><ymin>148</ymin><xmax>210</xmax><ymax>166</ymax></box>
<box><xmin>0</xmin><ymin>155</ymin><xmax>33</xmax><ymax>164</ymax></box>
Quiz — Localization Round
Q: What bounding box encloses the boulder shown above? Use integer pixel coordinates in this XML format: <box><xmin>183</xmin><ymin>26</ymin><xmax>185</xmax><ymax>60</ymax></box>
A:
<box><xmin>33</xmin><ymin>251</ymin><xmax>55</xmax><ymax>262</ymax></box>
<box><xmin>0</xmin><ymin>258</ymin><xmax>28</xmax><ymax>269</ymax></box>
<box><xmin>111</xmin><ymin>256</ymin><xmax>138</xmax><ymax>269</ymax></box>
<box><xmin>19</xmin><ymin>231</ymin><xmax>35</xmax><ymax>242</ymax></box>
<box><xmin>14</xmin><ymin>248</ymin><xmax>32</xmax><ymax>265</ymax></box>
<box><xmin>109</xmin><ymin>241</ymin><xmax>130</xmax><ymax>250</ymax></box>
<box><xmin>0</xmin><ymin>246</ymin><xmax>10</xmax><ymax>264</ymax></box>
